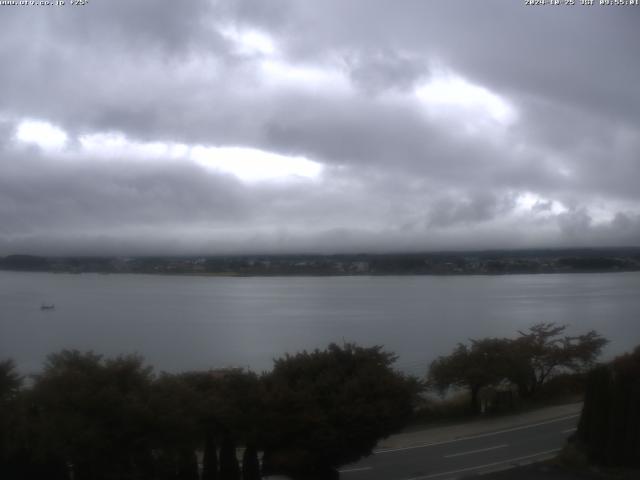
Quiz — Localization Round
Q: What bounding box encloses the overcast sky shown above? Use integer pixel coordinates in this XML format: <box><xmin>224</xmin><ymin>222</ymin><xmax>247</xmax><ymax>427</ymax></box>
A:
<box><xmin>1</xmin><ymin>0</ymin><xmax>639</xmax><ymax>255</ymax></box>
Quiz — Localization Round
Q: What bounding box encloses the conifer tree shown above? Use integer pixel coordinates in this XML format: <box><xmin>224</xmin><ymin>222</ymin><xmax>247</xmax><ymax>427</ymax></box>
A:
<box><xmin>577</xmin><ymin>346</ymin><xmax>640</xmax><ymax>467</ymax></box>
<box><xmin>242</xmin><ymin>444</ymin><xmax>260</xmax><ymax>480</ymax></box>
<box><xmin>177</xmin><ymin>448</ymin><xmax>199</xmax><ymax>480</ymax></box>
<box><xmin>202</xmin><ymin>432</ymin><xmax>219</xmax><ymax>480</ymax></box>
<box><xmin>219</xmin><ymin>435</ymin><xmax>240</xmax><ymax>480</ymax></box>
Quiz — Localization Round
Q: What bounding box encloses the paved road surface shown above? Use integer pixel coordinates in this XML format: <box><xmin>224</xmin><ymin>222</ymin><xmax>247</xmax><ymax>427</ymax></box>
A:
<box><xmin>339</xmin><ymin>414</ymin><xmax>579</xmax><ymax>480</ymax></box>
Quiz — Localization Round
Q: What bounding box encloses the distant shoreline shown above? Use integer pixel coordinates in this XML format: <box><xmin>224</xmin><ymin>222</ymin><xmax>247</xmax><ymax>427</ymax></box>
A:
<box><xmin>2</xmin><ymin>248</ymin><xmax>640</xmax><ymax>278</ymax></box>
<box><xmin>2</xmin><ymin>264</ymin><xmax>640</xmax><ymax>279</ymax></box>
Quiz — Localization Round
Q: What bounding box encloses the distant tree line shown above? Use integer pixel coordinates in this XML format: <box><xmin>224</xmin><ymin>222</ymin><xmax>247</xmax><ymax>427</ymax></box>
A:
<box><xmin>427</xmin><ymin>323</ymin><xmax>608</xmax><ymax>413</ymax></box>
<box><xmin>0</xmin><ymin>344</ymin><xmax>420</xmax><ymax>480</ymax></box>
<box><xmin>2</xmin><ymin>248</ymin><xmax>640</xmax><ymax>275</ymax></box>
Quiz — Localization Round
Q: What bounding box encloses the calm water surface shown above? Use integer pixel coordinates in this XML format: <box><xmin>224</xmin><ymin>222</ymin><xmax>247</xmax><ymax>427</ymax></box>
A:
<box><xmin>1</xmin><ymin>271</ymin><xmax>639</xmax><ymax>375</ymax></box>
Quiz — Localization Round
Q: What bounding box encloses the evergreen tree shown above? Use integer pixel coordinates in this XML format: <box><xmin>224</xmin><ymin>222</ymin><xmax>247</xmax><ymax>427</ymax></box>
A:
<box><xmin>576</xmin><ymin>346</ymin><xmax>640</xmax><ymax>467</ymax></box>
<box><xmin>241</xmin><ymin>444</ymin><xmax>260</xmax><ymax>480</ymax></box>
<box><xmin>202</xmin><ymin>432</ymin><xmax>219</xmax><ymax>480</ymax></box>
<box><xmin>177</xmin><ymin>448</ymin><xmax>199</xmax><ymax>480</ymax></box>
<box><xmin>30</xmin><ymin>350</ymin><xmax>155</xmax><ymax>480</ymax></box>
<box><xmin>577</xmin><ymin>364</ymin><xmax>612</xmax><ymax>463</ymax></box>
<box><xmin>0</xmin><ymin>360</ymin><xmax>22</xmax><ymax>479</ymax></box>
<box><xmin>261</xmin><ymin>343</ymin><xmax>420</xmax><ymax>477</ymax></box>
<box><xmin>219</xmin><ymin>435</ymin><xmax>240</xmax><ymax>480</ymax></box>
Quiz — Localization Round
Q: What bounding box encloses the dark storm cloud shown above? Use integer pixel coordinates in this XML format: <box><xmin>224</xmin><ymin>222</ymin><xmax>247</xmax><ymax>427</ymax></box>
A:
<box><xmin>428</xmin><ymin>192</ymin><xmax>515</xmax><ymax>228</ymax></box>
<box><xmin>557</xmin><ymin>208</ymin><xmax>593</xmax><ymax>239</ymax></box>
<box><xmin>0</xmin><ymin>148</ymin><xmax>250</xmax><ymax>235</ymax></box>
<box><xmin>0</xmin><ymin>0</ymin><xmax>638</xmax><ymax>254</ymax></box>
<box><xmin>255</xmin><ymin>1</ymin><xmax>640</xmax><ymax>124</ymax></box>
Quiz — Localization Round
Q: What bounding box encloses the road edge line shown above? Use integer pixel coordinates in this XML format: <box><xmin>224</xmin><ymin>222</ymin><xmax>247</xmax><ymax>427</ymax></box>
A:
<box><xmin>375</xmin><ymin>413</ymin><xmax>579</xmax><ymax>454</ymax></box>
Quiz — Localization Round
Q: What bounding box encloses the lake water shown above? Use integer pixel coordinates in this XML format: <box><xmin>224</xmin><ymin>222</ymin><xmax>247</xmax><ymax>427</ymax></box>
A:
<box><xmin>1</xmin><ymin>271</ymin><xmax>639</xmax><ymax>376</ymax></box>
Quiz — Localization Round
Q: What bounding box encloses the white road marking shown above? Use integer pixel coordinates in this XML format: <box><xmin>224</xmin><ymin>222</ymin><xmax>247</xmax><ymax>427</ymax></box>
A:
<box><xmin>338</xmin><ymin>466</ymin><xmax>373</xmax><ymax>473</ymax></box>
<box><xmin>443</xmin><ymin>443</ymin><xmax>508</xmax><ymax>458</ymax></box>
<box><xmin>406</xmin><ymin>448</ymin><xmax>562</xmax><ymax>479</ymax></box>
<box><xmin>376</xmin><ymin>414</ymin><xmax>579</xmax><ymax>454</ymax></box>
<box><xmin>562</xmin><ymin>427</ymin><xmax>577</xmax><ymax>433</ymax></box>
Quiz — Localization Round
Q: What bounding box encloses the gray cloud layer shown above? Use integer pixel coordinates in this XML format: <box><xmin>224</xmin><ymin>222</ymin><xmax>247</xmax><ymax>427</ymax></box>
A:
<box><xmin>1</xmin><ymin>0</ymin><xmax>639</xmax><ymax>254</ymax></box>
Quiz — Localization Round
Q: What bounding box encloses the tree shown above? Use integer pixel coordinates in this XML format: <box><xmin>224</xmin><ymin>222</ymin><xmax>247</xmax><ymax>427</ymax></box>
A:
<box><xmin>260</xmin><ymin>343</ymin><xmax>420</xmax><ymax>479</ymax></box>
<box><xmin>510</xmin><ymin>323</ymin><xmax>608</xmax><ymax>398</ymax></box>
<box><xmin>177</xmin><ymin>448</ymin><xmax>199</xmax><ymax>480</ymax></box>
<box><xmin>428</xmin><ymin>338</ymin><xmax>512</xmax><ymax>413</ymax></box>
<box><xmin>0</xmin><ymin>360</ymin><xmax>24</xmax><ymax>479</ymax></box>
<box><xmin>241</xmin><ymin>444</ymin><xmax>260</xmax><ymax>480</ymax></box>
<box><xmin>219</xmin><ymin>435</ymin><xmax>240</xmax><ymax>480</ymax></box>
<box><xmin>576</xmin><ymin>345</ymin><xmax>640</xmax><ymax>467</ymax></box>
<box><xmin>0</xmin><ymin>360</ymin><xmax>22</xmax><ymax>401</ymax></box>
<box><xmin>180</xmin><ymin>368</ymin><xmax>264</xmax><ymax>480</ymax></box>
<box><xmin>31</xmin><ymin>350</ymin><xmax>155</xmax><ymax>480</ymax></box>
<box><xmin>150</xmin><ymin>372</ymin><xmax>204</xmax><ymax>479</ymax></box>
<box><xmin>197</xmin><ymin>369</ymin><xmax>264</xmax><ymax>448</ymax></box>
<box><xmin>428</xmin><ymin>324</ymin><xmax>608</xmax><ymax>411</ymax></box>
<box><xmin>202</xmin><ymin>431</ymin><xmax>219</xmax><ymax>480</ymax></box>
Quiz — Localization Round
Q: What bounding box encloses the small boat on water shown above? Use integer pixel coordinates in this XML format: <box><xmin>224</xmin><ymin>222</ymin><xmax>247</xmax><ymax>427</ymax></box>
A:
<box><xmin>40</xmin><ymin>303</ymin><xmax>55</xmax><ymax>310</ymax></box>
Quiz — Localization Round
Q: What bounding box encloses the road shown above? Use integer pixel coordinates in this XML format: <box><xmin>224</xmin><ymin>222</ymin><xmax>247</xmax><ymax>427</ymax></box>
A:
<box><xmin>339</xmin><ymin>414</ymin><xmax>579</xmax><ymax>480</ymax></box>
